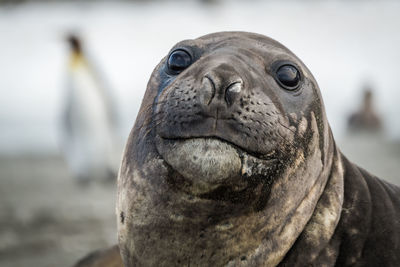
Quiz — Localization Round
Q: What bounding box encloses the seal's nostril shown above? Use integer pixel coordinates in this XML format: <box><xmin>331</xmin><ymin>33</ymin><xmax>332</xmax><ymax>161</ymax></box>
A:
<box><xmin>227</xmin><ymin>82</ymin><xmax>242</xmax><ymax>93</ymax></box>
<box><xmin>225</xmin><ymin>81</ymin><xmax>242</xmax><ymax>106</ymax></box>
<box><xmin>199</xmin><ymin>76</ymin><xmax>216</xmax><ymax>106</ymax></box>
<box><xmin>204</xmin><ymin>75</ymin><xmax>216</xmax><ymax>90</ymax></box>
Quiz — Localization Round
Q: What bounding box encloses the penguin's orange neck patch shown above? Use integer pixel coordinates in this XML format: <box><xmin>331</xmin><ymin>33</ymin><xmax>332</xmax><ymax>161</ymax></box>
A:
<box><xmin>69</xmin><ymin>51</ymin><xmax>86</xmax><ymax>68</ymax></box>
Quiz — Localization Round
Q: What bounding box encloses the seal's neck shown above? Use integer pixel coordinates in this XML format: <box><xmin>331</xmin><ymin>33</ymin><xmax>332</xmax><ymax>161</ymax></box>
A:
<box><xmin>224</xmin><ymin>128</ymin><xmax>343</xmax><ymax>266</ymax></box>
<box><xmin>277</xmin><ymin>142</ymin><xmax>344</xmax><ymax>266</ymax></box>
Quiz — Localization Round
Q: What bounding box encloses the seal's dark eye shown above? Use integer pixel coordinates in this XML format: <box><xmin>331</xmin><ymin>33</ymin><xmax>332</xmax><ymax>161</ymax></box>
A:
<box><xmin>276</xmin><ymin>64</ymin><xmax>300</xmax><ymax>90</ymax></box>
<box><xmin>167</xmin><ymin>49</ymin><xmax>192</xmax><ymax>74</ymax></box>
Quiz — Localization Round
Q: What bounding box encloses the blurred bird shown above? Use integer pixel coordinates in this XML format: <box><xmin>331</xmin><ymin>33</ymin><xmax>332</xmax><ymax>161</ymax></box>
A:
<box><xmin>61</xmin><ymin>34</ymin><xmax>120</xmax><ymax>183</ymax></box>
<box><xmin>348</xmin><ymin>85</ymin><xmax>383</xmax><ymax>132</ymax></box>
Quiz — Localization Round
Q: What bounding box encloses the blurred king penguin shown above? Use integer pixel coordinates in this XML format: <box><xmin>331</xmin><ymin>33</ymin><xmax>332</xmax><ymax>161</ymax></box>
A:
<box><xmin>61</xmin><ymin>34</ymin><xmax>120</xmax><ymax>183</ymax></box>
<box><xmin>348</xmin><ymin>85</ymin><xmax>383</xmax><ymax>133</ymax></box>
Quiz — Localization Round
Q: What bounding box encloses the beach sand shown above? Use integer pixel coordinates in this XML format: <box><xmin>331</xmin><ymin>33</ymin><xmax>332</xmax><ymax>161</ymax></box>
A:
<box><xmin>0</xmin><ymin>155</ymin><xmax>117</xmax><ymax>267</ymax></box>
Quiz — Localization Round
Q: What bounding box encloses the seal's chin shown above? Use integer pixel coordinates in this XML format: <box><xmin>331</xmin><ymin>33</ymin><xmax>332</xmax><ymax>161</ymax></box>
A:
<box><xmin>156</xmin><ymin>136</ymin><xmax>278</xmax><ymax>196</ymax></box>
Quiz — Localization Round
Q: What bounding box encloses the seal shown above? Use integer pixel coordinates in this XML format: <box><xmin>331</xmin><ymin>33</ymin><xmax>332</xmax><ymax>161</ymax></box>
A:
<box><xmin>116</xmin><ymin>32</ymin><xmax>400</xmax><ymax>266</ymax></box>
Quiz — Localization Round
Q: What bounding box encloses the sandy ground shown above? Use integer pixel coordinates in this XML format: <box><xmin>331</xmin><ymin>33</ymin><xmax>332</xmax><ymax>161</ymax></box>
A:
<box><xmin>0</xmin><ymin>134</ymin><xmax>398</xmax><ymax>267</ymax></box>
<box><xmin>0</xmin><ymin>155</ymin><xmax>117</xmax><ymax>267</ymax></box>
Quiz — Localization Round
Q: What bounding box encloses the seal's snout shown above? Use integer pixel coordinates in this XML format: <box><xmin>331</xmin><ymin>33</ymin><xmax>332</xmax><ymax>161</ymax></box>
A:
<box><xmin>199</xmin><ymin>64</ymin><xmax>243</xmax><ymax>108</ymax></box>
<box><xmin>155</xmin><ymin>39</ymin><xmax>299</xmax><ymax>157</ymax></box>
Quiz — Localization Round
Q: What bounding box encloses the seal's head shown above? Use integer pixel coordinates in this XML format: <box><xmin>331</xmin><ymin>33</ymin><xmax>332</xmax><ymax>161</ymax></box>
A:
<box><xmin>117</xmin><ymin>32</ymin><xmax>342</xmax><ymax>266</ymax></box>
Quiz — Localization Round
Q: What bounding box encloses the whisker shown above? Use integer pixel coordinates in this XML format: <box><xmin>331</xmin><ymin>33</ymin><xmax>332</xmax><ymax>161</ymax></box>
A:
<box><xmin>142</xmin><ymin>120</ymin><xmax>166</xmax><ymax>139</ymax></box>
<box><xmin>277</xmin><ymin>121</ymin><xmax>296</xmax><ymax>134</ymax></box>
<box><xmin>141</xmin><ymin>100</ymin><xmax>168</xmax><ymax>113</ymax></box>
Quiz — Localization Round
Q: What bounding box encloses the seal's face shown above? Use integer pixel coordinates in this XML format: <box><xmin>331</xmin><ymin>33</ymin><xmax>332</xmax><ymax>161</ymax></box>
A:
<box><xmin>153</xmin><ymin>32</ymin><xmax>322</xmax><ymax>199</ymax></box>
<box><xmin>118</xmin><ymin>32</ymin><xmax>336</xmax><ymax>267</ymax></box>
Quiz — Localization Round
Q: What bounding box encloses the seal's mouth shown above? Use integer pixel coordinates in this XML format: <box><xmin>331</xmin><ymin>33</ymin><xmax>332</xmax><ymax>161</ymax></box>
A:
<box><xmin>155</xmin><ymin>135</ymin><xmax>280</xmax><ymax>198</ymax></box>
<box><xmin>161</xmin><ymin>135</ymin><xmax>277</xmax><ymax>161</ymax></box>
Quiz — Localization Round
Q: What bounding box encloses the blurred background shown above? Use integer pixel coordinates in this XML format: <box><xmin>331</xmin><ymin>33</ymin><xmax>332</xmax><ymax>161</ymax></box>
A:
<box><xmin>0</xmin><ymin>0</ymin><xmax>399</xmax><ymax>266</ymax></box>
